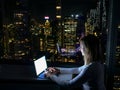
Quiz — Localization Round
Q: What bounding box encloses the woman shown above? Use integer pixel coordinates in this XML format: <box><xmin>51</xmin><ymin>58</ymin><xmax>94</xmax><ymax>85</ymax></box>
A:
<box><xmin>45</xmin><ymin>34</ymin><xmax>106</xmax><ymax>90</ymax></box>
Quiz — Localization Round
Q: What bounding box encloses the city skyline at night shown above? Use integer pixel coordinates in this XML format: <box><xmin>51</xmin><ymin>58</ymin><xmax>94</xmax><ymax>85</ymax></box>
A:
<box><xmin>0</xmin><ymin>1</ymin><xmax>120</xmax><ymax>90</ymax></box>
<box><xmin>0</xmin><ymin>0</ymin><xmax>106</xmax><ymax>62</ymax></box>
<box><xmin>1</xmin><ymin>0</ymin><xmax>98</xmax><ymax>22</ymax></box>
<box><xmin>0</xmin><ymin>0</ymin><xmax>106</xmax><ymax>61</ymax></box>
<box><xmin>29</xmin><ymin>0</ymin><xmax>98</xmax><ymax>20</ymax></box>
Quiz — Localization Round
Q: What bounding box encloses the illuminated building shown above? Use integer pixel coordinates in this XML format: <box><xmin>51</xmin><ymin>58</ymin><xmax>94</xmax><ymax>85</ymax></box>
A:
<box><xmin>12</xmin><ymin>0</ymin><xmax>31</xmax><ymax>60</ymax></box>
<box><xmin>62</xmin><ymin>16</ymin><xmax>77</xmax><ymax>50</ymax></box>
<box><xmin>0</xmin><ymin>1</ymin><xmax>4</xmax><ymax>58</ymax></box>
<box><xmin>30</xmin><ymin>20</ymin><xmax>45</xmax><ymax>59</ymax></box>
<box><xmin>44</xmin><ymin>16</ymin><xmax>56</xmax><ymax>61</ymax></box>
<box><xmin>55</xmin><ymin>15</ymin><xmax>84</xmax><ymax>63</ymax></box>
<box><xmin>56</xmin><ymin>0</ymin><xmax>62</xmax><ymax>20</ymax></box>
<box><xmin>56</xmin><ymin>0</ymin><xmax>62</xmax><ymax>45</ymax></box>
<box><xmin>85</xmin><ymin>2</ymin><xmax>101</xmax><ymax>36</ymax></box>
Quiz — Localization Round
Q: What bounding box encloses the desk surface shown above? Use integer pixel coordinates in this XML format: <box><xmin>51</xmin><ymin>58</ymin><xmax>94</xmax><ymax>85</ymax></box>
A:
<box><xmin>0</xmin><ymin>63</ymin><xmax>77</xmax><ymax>90</ymax></box>
<box><xmin>0</xmin><ymin>77</ymin><xmax>54</xmax><ymax>84</ymax></box>
<box><xmin>0</xmin><ymin>63</ymin><xmax>76</xmax><ymax>83</ymax></box>
<box><xmin>0</xmin><ymin>78</ymin><xmax>60</xmax><ymax>90</ymax></box>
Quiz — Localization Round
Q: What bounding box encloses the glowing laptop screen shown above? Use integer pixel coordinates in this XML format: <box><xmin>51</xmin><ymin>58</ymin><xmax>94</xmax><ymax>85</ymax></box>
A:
<box><xmin>34</xmin><ymin>56</ymin><xmax>47</xmax><ymax>76</ymax></box>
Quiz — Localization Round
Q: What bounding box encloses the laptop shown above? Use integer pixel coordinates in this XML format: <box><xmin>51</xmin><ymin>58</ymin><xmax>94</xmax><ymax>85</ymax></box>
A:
<box><xmin>34</xmin><ymin>55</ymin><xmax>73</xmax><ymax>81</ymax></box>
<box><xmin>34</xmin><ymin>56</ymin><xmax>48</xmax><ymax>79</ymax></box>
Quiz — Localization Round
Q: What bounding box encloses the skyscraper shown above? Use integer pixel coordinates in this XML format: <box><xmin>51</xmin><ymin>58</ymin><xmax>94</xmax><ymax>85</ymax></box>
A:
<box><xmin>56</xmin><ymin>0</ymin><xmax>62</xmax><ymax>45</ymax></box>
<box><xmin>56</xmin><ymin>0</ymin><xmax>62</xmax><ymax>20</ymax></box>
<box><xmin>0</xmin><ymin>0</ymin><xmax>4</xmax><ymax>58</ymax></box>
<box><xmin>12</xmin><ymin>0</ymin><xmax>31</xmax><ymax>60</ymax></box>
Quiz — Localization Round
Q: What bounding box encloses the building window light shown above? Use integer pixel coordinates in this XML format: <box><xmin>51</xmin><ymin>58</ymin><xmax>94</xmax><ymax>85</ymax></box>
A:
<box><xmin>56</xmin><ymin>6</ymin><xmax>61</xmax><ymax>9</ymax></box>
<box><xmin>15</xmin><ymin>22</ymin><xmax>23</xmax><ymax>25</ymax></box>
<box><xmin>56</xmin><ymin>15</ymin><xmax>61</xmax><ymax>19</ymax></box>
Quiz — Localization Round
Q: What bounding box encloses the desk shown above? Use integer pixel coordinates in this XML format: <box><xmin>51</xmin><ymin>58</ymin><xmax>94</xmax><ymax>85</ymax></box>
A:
<box><xmin>0</xmin><ymin>76</ymin><xmax>60</xmax><ymax>90</ymax></box>
<box><xmin>0</xmin><ymin>64</ymin><xmax>60</xmax><ymax>90</ymax></box>
<box><xmin>0</xmin><ymin>63</ymin><xmax>81</xmax><ymax>90</ymax></box>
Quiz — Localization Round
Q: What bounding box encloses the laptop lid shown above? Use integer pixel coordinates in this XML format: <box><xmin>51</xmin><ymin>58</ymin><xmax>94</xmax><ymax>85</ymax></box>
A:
<box><xmin>34</xmin><ymin>56</ymin><xmax>47</xmax><ymax>76</ymax></box>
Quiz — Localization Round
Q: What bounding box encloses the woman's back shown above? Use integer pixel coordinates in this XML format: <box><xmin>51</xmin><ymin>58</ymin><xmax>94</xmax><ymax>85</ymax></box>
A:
<box><xmin>82</xmin><ymin>62</ymin><xmax>106</xmax><ymax>90</ymax></box>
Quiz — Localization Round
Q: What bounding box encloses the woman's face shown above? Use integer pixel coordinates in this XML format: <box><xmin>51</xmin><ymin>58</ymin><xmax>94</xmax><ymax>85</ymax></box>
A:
<box><xmin>80</xmin><ymin>41</ymin><xmax>86</xmax><ymax>56</ymax></box>
<box><xmin>80</xmin><ymin>41</ymin><xmax>89</xmax><ymax>56</ymax></box>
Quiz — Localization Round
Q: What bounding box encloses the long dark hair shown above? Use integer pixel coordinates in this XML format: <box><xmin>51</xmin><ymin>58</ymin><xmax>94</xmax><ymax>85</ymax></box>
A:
<box><xmin>80</xmin><ymin>34</ymin><xmax>104</xmax><ymax>63</ymax></box>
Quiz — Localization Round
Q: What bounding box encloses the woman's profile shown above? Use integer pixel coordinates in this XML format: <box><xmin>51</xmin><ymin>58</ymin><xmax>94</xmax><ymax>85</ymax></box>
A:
<box><xmin>45</xmin><ymin>34</ymin><xmax>106</xmax><ymax>90</ymax></box>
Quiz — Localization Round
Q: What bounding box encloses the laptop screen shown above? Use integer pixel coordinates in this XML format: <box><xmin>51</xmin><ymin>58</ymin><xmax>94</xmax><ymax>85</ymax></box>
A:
<box><xmin>34</xmin><ymin>56</ymin><xmax>47</xmax><ymax>76</ymax></box>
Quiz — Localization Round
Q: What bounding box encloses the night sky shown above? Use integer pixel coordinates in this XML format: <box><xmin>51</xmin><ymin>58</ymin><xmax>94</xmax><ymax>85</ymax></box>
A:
<box><xmin>29</xmin><ymin>0</ymin><xmax>98</xmax><ymax>20</ymax></box>
<box><xmin>2</xmin><ymin>0</ymin><xmax>98</xmax><ymax>21</ymax></box>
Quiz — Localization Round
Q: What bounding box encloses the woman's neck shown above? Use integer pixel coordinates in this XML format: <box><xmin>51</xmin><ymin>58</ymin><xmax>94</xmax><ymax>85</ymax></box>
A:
<box><xmin>84</xmin><ymin>55</ymin><xmax>92</xmax><ymax>65</ymax></box>
<box><xmin>84</xmin><ymin>60</ymin><xmax>91</xmax><ymax>65</ymax></box>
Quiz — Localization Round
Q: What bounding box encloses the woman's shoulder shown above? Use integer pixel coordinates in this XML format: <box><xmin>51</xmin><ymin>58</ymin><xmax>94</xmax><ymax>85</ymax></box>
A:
<box><xmin>90</xmin><ymin>61</ymin><xmax>104</xmax><ymax>69</ymax></box>
<box><xmin>92</xmin><ymin>61</ymin><xmax>104</xmax><ymax>65</ymax></box>
<box><xmin>78</xmin><ymin>62</ymin><xmax>104</xmax><ymax>71</ymax></box>
<box><xmin>78</xmin><ymin>65</ymin><xmax>88</xmax><ymax>71</ymax></box>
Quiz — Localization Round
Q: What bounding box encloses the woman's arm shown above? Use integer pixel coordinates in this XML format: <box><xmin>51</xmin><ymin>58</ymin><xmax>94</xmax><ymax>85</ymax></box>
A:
<box><xmin>47</xmin><ymin>66</ymin><xmax>83</xmax><ymax>75</ymax></box>
<box><xmin>57</xmin><ymin>66</ymin><xmax>84</xmax><ymax>74</ymax></box>
<box><xmin>49</xmin><ymin>66</ymin><xmax>90</xmax><ymax>87</ymax></box>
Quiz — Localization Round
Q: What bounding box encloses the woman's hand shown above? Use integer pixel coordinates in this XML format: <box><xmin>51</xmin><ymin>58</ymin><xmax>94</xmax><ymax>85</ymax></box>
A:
<box><xmin>44</xmin><ymin>71</ymin><xmax>53</xmax><ymax>78</ymax></box>
<box><xmin>46</xmin><ymin>67</ymin><xmax>60</xmax><ymax>75</ymax></box>
<box><xmin>47</xmin><ymin>67</ymin><xmax>56</xmax><ymax>73</ymax></box>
